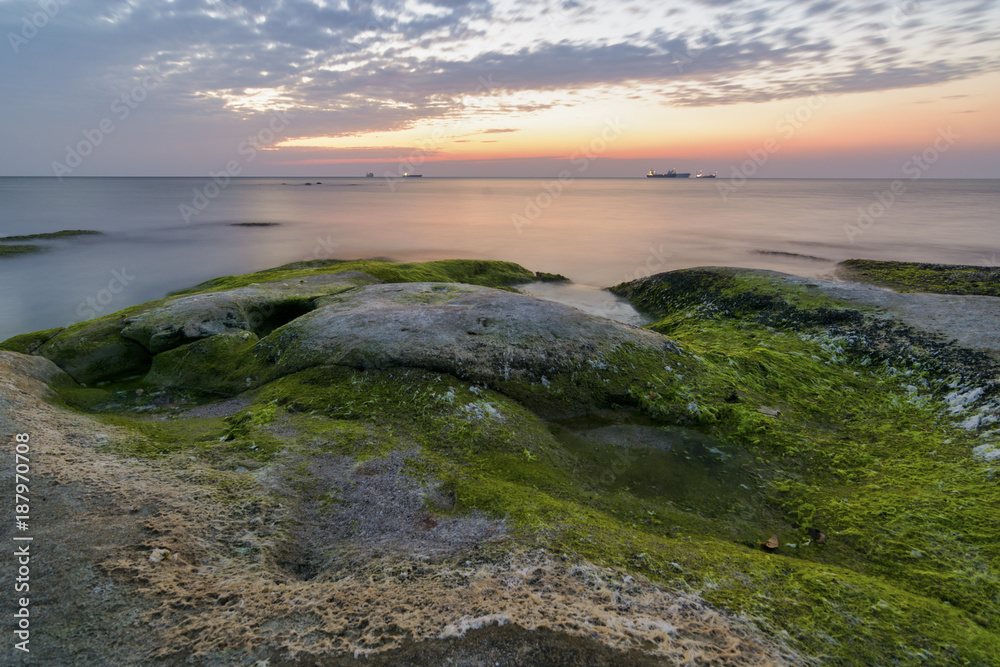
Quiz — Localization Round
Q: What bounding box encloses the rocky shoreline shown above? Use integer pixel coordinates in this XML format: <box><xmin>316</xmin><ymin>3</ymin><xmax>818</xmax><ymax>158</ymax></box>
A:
<box><xmin>1</xmin><ymin>258</ymin><xmax>997</xmax><ymax>665</ymax></box>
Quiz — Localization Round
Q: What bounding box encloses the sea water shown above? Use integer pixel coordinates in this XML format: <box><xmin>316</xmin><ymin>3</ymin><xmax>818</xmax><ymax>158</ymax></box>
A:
<box><xmin>1</xmin><ymin>177</ymin><xmax>997</xmax><ymax>341</ymax></box>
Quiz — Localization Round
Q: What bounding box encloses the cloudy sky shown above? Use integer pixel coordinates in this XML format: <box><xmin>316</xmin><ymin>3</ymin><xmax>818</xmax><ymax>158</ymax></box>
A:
<box><xmin>2</xmin><ymin>0</ymin><xmax>998</xmax><ymax>177</ymax></box>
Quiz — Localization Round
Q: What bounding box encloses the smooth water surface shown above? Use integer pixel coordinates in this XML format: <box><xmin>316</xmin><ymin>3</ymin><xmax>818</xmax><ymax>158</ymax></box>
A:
<box><xmin>1</xmin><ymin>177</ymin><xmax>997</xmax><ymax>340</ymax></box>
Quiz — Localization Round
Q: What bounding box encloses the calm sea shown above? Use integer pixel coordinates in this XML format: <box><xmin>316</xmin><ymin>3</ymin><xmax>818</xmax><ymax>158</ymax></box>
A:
<box><xmin>1</xmin><ymin>177</ymin><xmax>997</xmax><ymax>341</ymax></box>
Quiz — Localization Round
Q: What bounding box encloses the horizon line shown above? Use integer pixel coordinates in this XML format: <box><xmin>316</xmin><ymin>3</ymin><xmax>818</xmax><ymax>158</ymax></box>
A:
<box><xmin>1</xmin><ymin>175</ymin><xmax>998</xmax><ymax>180</ymax></box>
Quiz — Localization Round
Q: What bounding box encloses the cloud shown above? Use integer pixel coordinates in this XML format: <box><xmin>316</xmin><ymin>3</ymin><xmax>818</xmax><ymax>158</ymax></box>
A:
<box><xmin>1</xmin><ymin>0</ymin><xmax>998</xmax><ymax>173</ymax></box>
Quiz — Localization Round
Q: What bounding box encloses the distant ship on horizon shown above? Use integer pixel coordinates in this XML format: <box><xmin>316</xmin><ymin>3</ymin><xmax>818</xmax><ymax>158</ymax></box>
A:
<box><xmin>647</xmin><ymin>169</ymin><xmax>690</xmax><ymax>178</ymax></box>
<box><xmin>365</xmin><ymin>171</ymin><xmax>374</xmax><ymax>178</ymax></box>
<box><xmin>695</xmin><ymin>171</ymin><xmax>717</xmax><ymax>178</ymax></box>
<box><xmin>403</xmin><ymin>173</ymin><xmax>423</xmax><ymax>178</ymax></box>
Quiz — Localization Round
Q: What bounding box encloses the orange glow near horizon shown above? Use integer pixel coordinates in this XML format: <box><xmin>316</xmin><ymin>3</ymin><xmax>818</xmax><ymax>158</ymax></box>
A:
<box><xmin>271</xmin><ymin>72</ymin><xmax>1000</xmax><ymax>169</ymax></box>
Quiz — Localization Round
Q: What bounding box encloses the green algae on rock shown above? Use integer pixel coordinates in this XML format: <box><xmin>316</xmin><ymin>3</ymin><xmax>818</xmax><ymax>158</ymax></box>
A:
<box><xmin>168</xmin><ymin>258</ymin><xmax>537</xmax><ymax>296</ymax></box>
<box><xmin>0</xmin><ymin>229</ymin><xmax>103</xmax><ymax>241</ymax></box>
<box><xmin>0</xmin><ymin>326</ymin><xmax>64</xmax><ymax>353</ymax></box>
<box><xmin>608</xmin><ymin>266</ymin><xmax>1000</xmax><ymax>664</ymax></box>
<box><xmin>38</xmin><ymin>321</ymin><xmax>152</xmax><ymax>385</ymax></box>
<box><xmin>144</xmin><ymin>331</ymin><xmax>264</xmax><ymax>393</ymax></box>
<box><xmin>532</xmin><ymin>271</ymin><xmax>570</xmax><ymax>282</ymax></box>
<box><xmin>2</xmin><ymin>259</ymin><xmax>999</xmax><ymax>665</ymax></box>
<box><xmin>252</xmin><ymin>282</ymin><xmax>679</xmax><ymax>416</ymax></box>
<box><xmin>0</xmin><ymin>243</ymin><xmax>43</xmax><ymax>256</ymax></box>
<box><xmin>2</xmin><ymin>261</ymin><xmax>532</xmax><ymax>386</ymax></box>
<box><xmin>120</xmin><ymin>273</ymin><xmax>373</xmax><ymax>354</ymax></box>
<box><xmin>839</xmin><ymin>258</ymin><xmax>1000</xmax><ymax>297</ymax></box>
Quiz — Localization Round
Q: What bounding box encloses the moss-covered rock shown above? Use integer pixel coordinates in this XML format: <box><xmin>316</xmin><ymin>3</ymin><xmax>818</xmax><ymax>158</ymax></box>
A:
<box><xmin>144</xmin><ymin>331</ymin><xmax>264</xmax><ymax>393</ymax></box>
<box><xmin>610</xmin><ymin>266</ymin><xmax>865</xmax><ymax>327</ymax></box>
<box><xmin>600</xmin><ymin>266</ymin><xmax>1000</xmax><ymax>664</ymax></box>
<box><xmin>169</xmin><ymin>258</ymin><xmax>536</xmax><ymax>296</ymax></box>
<box><xmin>6</xmin><ymin>259</ymin><xmax>1000</xmax><ymax>665</ymax></box>
<box><xmin>254</xmin><ymin>282</ymin><xmax>680</xmax><ymax>416</ymax></box>
<box><xmin>0</xmin><ymin>326</ymin><xmax>64</xmax><ymax>354</ymax></box>
<box><xmin>839</xmin><ymin>258</ymin><xmax>1000</xmax><ymax>297</ymax></box>
<box><xmin>7</xmin><ymin>260</ymin><xmax>540</xmax><ymax>386</ymax></box>
<box><xmin>121</xmin><ymin>272</ymin><xmax>372</xmax><ymax>353</ymax></box>
<box><xmin>38</xmin><ymin>319</ymin><xmax>151</xmax><ymax>384</ymax></box>
<box><xmin>0</xmin><ymin>243</ymin><xmax>42</xmax><ymax>255</ymax></box>
<box><xmin>533</xmin><ymin>271</ymin><xmax>569</xmax><ymax>282</ymax></box>
<box><xmin>0</xmin><ymin>229</ymin><xmax>103</xmax><ymax>241</ymax></box>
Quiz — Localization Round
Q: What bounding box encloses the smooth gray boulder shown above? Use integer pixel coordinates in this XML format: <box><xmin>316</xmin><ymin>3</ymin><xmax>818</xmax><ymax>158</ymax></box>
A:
<box><xmin>252</xmin><ymin>283</ymin><xmax>680</xmax><ymax>412</ymax></box>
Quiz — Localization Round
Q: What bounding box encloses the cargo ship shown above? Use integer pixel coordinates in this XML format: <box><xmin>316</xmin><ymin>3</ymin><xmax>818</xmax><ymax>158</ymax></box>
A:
<box><xmin>646</xmin><ymin>169</ymin><xmax>690</xmax><ymax>178</ymax></box>
<box><xmin>695</xmin><ymin>171</ymin><xmax>717</xmax><ymax>178</ymax></box>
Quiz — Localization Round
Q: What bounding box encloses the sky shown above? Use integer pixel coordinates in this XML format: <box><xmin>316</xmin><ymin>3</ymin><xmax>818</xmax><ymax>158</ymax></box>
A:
<box><xmin>1</xmin><ymin>0</ymin><xmax>998</xmax><ymax>178</ymax></box>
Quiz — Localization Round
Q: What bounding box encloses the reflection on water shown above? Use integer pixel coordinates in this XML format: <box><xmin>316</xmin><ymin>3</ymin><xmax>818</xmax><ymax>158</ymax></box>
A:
<box><xmin>1</xmin><ymin>177</ymin><xmax>997</xmax><ymax>340</ymax></box>
<box><xmin>518</xmin><ymin>282</ymin><xmax>650</xmax><ymax>326</ymax></box>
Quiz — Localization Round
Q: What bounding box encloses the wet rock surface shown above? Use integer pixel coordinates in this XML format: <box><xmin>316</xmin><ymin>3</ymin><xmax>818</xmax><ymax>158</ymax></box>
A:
<box><xmin>3</xmin><ymin>259</ymin><xmax>1000</xmax><ymax>665</ymax></box>
<box><xmin>782</xmin><ymin>270</ymin><xmax>1000</xmax><ymax>360</ymax></box>
<box><xmin>615</xmin><ymin>266</ymin><xmax>1000</xmax><ymax>415</ymax></box>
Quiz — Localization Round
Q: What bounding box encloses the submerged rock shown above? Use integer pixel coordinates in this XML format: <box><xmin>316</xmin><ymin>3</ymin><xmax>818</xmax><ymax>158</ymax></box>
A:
<box><xmin>0</xmin><ymin>229</ymin><xmax>103</xmax><ymax>241</ymax></box>
<box><xmin>0</xmin><ymin>243</ymin><xmax>43</xmax><ymax>256</ymax></box>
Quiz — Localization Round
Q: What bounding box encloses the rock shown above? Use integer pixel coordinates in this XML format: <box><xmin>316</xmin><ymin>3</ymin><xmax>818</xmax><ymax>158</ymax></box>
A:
<box><xmin>119</xmin><ymin>290</ymin><xmax>277</xmax><ymax>353</ymax></box>
<box><xmin>256</xmin><ymin>282</ymin><xmax>680</xmax><ymax>414</ymax></box>
<box><xmin>0</xmin><ymin>349</ymin><xmax>71</xmax><ymax>387</ymax></box>
<box><xmin>121</xmin><ymin>273</ymin><xmax>374</xmax><ymax>354</ymax></box>
<box><xmin>5</xmin><ymin>258</ymin><xmax>998</xmax><ymax>666</ymax></box>
<box><xmin>144</xmin><ymin>332</ymin><xmax>262</xmax><ymax>392</ymax></box>
<box><xmin>38</xmin><ymin>321</ymin><xmax>151</xmax><ymax>385</ymax></box>
<box><xmin>533</xmin><ymin>271</ymin><xmax>570</xmax><ymax>282</ymax></box>
<box><xmin>0</xmin><ymin>327</ymin><xmax>65</xmax><ymax>355</ymax></box>
<box><xmin>148</xmin><ymin>548</ymin><xmax>171</xmax><ymax>563</ymax></box>
<box><xmin>28</xmin><ymin>272</ymin><xmax>378</xmax><ymax>384</ymax></box>
<box><xmin>17</xmin><ymin>263</ymin><xmax>682</xmax><ymax>414</ymax></box>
